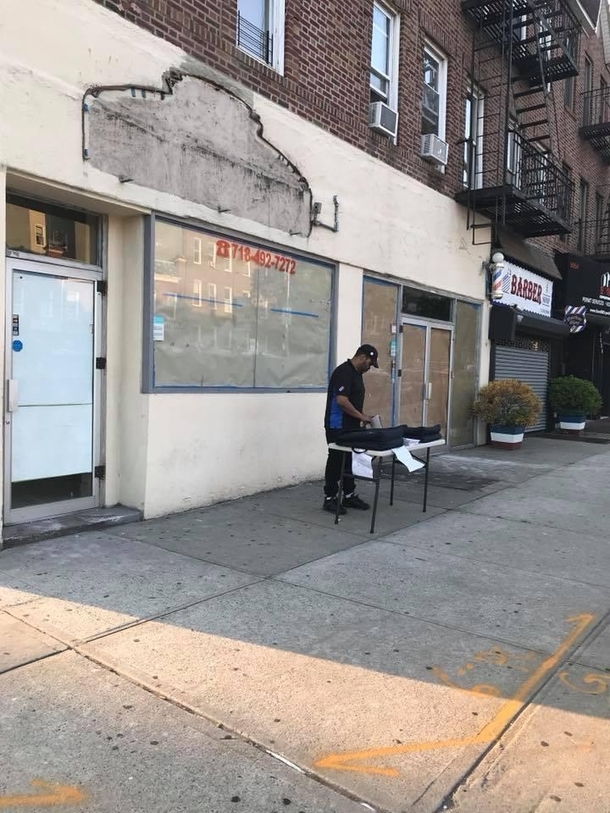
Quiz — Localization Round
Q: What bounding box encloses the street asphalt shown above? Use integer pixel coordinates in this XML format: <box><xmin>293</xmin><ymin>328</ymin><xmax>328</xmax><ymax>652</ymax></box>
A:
<box><xmin>1</xmin><ymin>436</ymin><xmax>609</xmax><ymax>813</ymax></box>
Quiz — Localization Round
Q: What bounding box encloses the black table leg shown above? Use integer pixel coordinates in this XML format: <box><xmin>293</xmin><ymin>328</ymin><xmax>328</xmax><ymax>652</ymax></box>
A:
<box><xmin>390</xmin><ymin>453</ymin><xmax>396</xmax><ymax>506</ymax></box>
<box><xmin>423</xmin><ymin>447</ymin><xmax>431</xmax><ymax>513</ymax></box>
<box><xmin>370</xmin><ymin>461</ymin><xmax>381</xmax><ymax>534</ymax></box>
<box><xmin>335</xmin><ymin>452</ymin><xmax>346</xmax><ymax>525</ymax></box>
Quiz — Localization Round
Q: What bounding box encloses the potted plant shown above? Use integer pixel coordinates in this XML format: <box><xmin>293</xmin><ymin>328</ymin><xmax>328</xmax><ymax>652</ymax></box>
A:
<box><xmin>472</xmin><ymin>379</ymin><xmax>542</xmax><ymax>450</ymax></box>
<box><xmin>548</xmin><ymin>375</ymin><xmax>602</xmax><ymax>434</ymax></box>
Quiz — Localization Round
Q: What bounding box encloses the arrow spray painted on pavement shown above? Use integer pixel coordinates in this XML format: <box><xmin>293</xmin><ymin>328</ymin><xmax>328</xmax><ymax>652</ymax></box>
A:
<box><xmin>315</xmin><ymin>614</ymin><xmax>596</xmax><ymax>777</ymax></box>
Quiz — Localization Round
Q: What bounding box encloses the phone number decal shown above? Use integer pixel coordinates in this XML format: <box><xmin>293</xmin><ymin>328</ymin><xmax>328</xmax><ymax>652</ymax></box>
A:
<box><xmin>216</xmin><ymin>240</ymin><xmax>296</xmax><ymax>275</ymax></box>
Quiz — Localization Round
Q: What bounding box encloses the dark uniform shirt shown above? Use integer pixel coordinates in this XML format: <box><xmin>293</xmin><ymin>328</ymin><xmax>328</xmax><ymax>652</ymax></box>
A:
<box><xmin>324</xmin><ymin>360</ymin><xmax>365</xmax><ymax>432</ymax></box>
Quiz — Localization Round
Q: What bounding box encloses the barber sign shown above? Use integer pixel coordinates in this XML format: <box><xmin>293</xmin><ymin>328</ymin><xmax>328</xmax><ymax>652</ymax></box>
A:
<box><xmin>499</xmin><ymin>261</ymin><xmax>553</xmax><ymax>318</ymax></box>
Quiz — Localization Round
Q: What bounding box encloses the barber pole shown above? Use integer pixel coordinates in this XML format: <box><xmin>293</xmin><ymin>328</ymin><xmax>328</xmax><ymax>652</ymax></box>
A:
<box><xmin>491</xmin><ymin>265</ymin><xmax>504</xmax><ymax>300</ymax></box>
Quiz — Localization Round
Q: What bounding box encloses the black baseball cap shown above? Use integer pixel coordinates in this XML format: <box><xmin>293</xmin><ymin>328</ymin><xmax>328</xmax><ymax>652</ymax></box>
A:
<box><xmin>356</xmin><ymin>344</ymin><xmax>379</xmax><ymax>368</ymax></box>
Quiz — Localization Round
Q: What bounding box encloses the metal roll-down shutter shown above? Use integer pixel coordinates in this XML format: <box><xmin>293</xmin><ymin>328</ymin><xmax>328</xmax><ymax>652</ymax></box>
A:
<box><xmin>495</xmin><ymin>344</ymin><xmax>549</xmax><ymax>432</ymax></box>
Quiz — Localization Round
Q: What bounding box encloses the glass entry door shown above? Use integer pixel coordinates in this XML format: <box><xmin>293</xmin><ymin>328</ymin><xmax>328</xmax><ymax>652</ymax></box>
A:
<box><xmin>399</xmin><ymin>319</ymin><xmax>452</xmax><ymax>437</ymax></box>
<box><xmin>5</xmin><ymin>260</ymin><xmax>101</xmax><ymax>523</ymax></box>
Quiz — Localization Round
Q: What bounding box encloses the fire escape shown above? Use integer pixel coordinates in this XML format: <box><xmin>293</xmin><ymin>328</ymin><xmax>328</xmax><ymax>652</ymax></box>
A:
<box><xmin>456</xmin><ymin>0</ymin><xmax>582</xmax><ymax>242</ymax></box>
<box><xmin>577</xmin><ymin>84</ymin><xmax>610</xmax><ymax>261</ymax></box>
<box><xmin>580</xmin><ymin>85</ymin><xmax>610</xmax><ymax>161</ymax></box>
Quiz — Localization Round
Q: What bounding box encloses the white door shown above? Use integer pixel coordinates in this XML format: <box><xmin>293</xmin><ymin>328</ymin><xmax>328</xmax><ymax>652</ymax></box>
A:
<box><xmin>5</xmin><ymin>260</ymin><xmax>101</xmax><ymax>523</ymax></box>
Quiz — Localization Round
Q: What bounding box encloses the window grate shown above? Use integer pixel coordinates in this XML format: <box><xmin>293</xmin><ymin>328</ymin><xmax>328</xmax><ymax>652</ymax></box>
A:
<box><xmin>237</xmin><ymin>12</ymin><xmax>273</xmax><ymax>66</ymax></box>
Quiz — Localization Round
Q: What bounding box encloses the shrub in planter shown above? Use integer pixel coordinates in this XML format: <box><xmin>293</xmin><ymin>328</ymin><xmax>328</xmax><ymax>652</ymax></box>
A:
<box><xmin>472</xmin><ymin>379</ymin><xmax>541</xmax><ymax>449</ymax></box>
<box><xmin>548</xmin><ymin>375</ymin><xmax>602</xmax><ymax>432</ymax></box>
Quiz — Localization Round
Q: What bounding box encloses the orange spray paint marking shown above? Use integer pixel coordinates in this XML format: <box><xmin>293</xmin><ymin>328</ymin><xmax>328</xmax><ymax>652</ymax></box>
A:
<box><xmin>0</xmin><ymin>780</ymin><xmax>87</xmax><ymax>808</ymax></box>
<box><xmin>314</xmin><ymin>614</ymin><xmax>595</xmax><ymax>777</ymax></box>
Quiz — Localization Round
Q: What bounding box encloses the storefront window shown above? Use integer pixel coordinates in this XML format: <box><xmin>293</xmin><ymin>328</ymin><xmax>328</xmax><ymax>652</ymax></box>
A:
<box><xmin>449</xmin><ymin>300</ymin><xmax>480</xmax><ymax>446</ymax></box>
<box><xmin>150</xmin><ymin>220</ymin><xmax>333</xmax><ymax>390</ymax></box>
<box><xmin>402</xmin><ymin>286</ymin><xmax>452</xmax><ymax>321</ymax></box>
<box><xmin>6</xmin><ymin>195</ymin><xmax>100</xmax><ymax>265</ymax></box>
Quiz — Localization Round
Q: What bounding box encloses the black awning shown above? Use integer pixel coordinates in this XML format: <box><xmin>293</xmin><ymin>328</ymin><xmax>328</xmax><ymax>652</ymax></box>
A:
<box><xmin>586</xmin><ymin>312</ymin><xmax>610</xmax><ymax>328</ymax></box>
<box><xmin>516</xmin><ymin>311</ymin><xmax>570</xmax><ymax>337</ymax></box>
<box><xmin>496</xmin><ymin>229</ymin><xmax>562</xmax><ymax>281</ymax></box>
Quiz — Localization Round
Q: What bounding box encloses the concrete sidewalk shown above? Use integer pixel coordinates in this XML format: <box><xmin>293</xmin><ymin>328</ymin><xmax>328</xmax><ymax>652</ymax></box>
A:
<box><xmin>1</xmin><ymin>436</ymin><xmax>609</xmax><ymax>813</ymax></box>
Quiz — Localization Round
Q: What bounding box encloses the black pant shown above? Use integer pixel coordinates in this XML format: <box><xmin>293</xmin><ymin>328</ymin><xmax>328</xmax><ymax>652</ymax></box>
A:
<box><xmin>324</xmin><ymin>429</ymin><xmax>355</xmax><ymax>498</ymax></box>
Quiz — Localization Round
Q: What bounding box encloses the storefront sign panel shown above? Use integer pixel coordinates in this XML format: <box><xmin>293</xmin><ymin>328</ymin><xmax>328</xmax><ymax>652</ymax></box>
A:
<box><xmin>499</xmin><ymin>261</ymin><xmax>553</xmax><ymax>318</ymax></box>
<box><xmin>563</xmin><ymin>258</ymin><xmax>610</xmax><ymax>318</ymax></box>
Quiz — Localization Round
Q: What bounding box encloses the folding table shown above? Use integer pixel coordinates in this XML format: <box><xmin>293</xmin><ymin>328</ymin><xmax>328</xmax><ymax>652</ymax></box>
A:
<box><xmin>327</xmin><ymin>438</ymin><xmax>446</xmax><ymax>533</ymax></box>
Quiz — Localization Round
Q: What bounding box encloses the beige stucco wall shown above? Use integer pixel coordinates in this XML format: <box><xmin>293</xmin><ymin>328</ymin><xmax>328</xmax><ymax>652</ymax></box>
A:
<box><xmin>0</xmin><ymin>0</ymin><xmax>491</xmax><ymax>519</ymax></box>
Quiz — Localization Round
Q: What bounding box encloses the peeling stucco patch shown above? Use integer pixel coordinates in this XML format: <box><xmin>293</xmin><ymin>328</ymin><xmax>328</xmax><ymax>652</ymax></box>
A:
<box><xmin>86</xmin><ymin>73</ymin><xmax>312</xmax><ymax>235</ymax></box>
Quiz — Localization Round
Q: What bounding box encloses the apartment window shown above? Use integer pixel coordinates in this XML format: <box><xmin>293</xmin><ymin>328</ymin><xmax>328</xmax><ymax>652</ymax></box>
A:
<box><xmin>236</xmin><ymin>0</ymin><xmax>284</xmax><ymax>73</ymax></box>
<box><xmin>564</xmin><ymin>75</ymin><xmax>575</xmax><ymax>109</ymax></box>
<box><xmin>595</xmin><ymin>193</ymin><xmax>605</xmax><ymax>250</ymax></box>
<box><xmin>370</xmin><ymin>2</ymin><xmax>398</xmax><ymax>108</ymax></box>
<box><xmin>531</xmin><ymin>144</ymin><xmax>549</xmax><ymax>205</ymax></box>
<box><xmin>559</xmin><ymin>162</ymin><xmax>572</xmax><ymax>240</ymax></box>
<box><xmin>601</xmin><ymin>77</ymin><xmax>609</xmax><ymax>124</ymax></box>
<box><xmin>506</xmin><ymin>119</ymin><xmax>522</xmax><ymax>187</ymax></box>
<box><xmin>578</xmin><ymin>179</ymin><xmax>589</xmax><ymax>251</ymax></box>
<box><xmin>583</xmin><ymin>56</ymin><xmax>594</xmax><ymax>126</ymax></box>
<box><xmin>422</xmin><ymin>44</ymin><xmax>447</xmax><ymax>139</ymax></box>
<box><xmin>150</xmin><ymin>220</ymin><xmax>333</xmax><ymax>390</ymax></box>
<box><xmin>463</xmin><ymin>85</ymin><xmax>484</xmax><ymax>189</ymax></box>
<box><xmin>193</xmin><ymin>237</ymin><xmax>202</xmax><ymax>265</ymax></box>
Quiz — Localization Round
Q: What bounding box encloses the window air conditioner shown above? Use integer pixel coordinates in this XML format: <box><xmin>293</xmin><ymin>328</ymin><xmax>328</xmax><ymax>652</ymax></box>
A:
<box><xmin>369</xmin><ymin>102</ymin><xmax>398</xmax><ymax>138</ymax></box>
<box><xmin>421</xmin><ymin>133</ymin><xmax>449</xmax><ymax>166</ymax></box>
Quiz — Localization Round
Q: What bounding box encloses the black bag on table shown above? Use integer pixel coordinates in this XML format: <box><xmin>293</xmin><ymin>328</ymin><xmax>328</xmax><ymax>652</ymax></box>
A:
<box><xmin>399</xmin><ymin>424</ymin><xmax>442</xmax><ymax>442</ymax></box>
<box><xmin>337</xmin><ymin>426</ymin><xmax>405</xmax><ymax>451</ymax></box>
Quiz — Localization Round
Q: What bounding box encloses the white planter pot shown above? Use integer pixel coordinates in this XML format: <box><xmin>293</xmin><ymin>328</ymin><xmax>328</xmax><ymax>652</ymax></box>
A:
<box><xmin>557</xmin><ymin>418</ymin><xmax>586</xmax><ymax>431</ymax></box>
<box><xmin>490</xmin><ymin>426</ymin><xmax>524</xmax><ymax>450</ymax></box>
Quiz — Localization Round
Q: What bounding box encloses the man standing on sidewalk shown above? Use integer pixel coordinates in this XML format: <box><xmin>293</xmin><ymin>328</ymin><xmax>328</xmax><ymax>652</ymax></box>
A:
<box><xmin>323</xmin><ymin>344</ymin><xmax>379</xmax><ymax>514</ymax></box>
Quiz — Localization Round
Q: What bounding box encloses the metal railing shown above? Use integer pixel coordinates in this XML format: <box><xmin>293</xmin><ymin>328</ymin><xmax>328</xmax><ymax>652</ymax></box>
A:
<box><xmin>237</xmin><ymin>12</ymin><xmax>273</xmax><ymax>66</ymax></box>
<box><xmin>512</xmin><ymin>135</ymin><xmax>573</xmax><ymax>223</ymax></box>
<box><xmin>462</xmin><ymin>0</ymin><xmax>580</xmax><ymax>80</ymax></box>
<box><xmin>581</xmin><ymin>87</ymin><xmax>610</xmax><ymax>130</ymax></box>
<box><xmin>465</xmin><ymin>130</ymin><xmax>573</xmax><ymax>223</ymax></box>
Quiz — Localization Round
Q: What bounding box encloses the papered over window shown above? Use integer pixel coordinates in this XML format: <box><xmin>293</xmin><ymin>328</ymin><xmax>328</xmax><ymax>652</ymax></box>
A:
<box><xmin>151</xmin><ymin>220</ymin><xmax>333</xmax><ymax>390</ymax></box>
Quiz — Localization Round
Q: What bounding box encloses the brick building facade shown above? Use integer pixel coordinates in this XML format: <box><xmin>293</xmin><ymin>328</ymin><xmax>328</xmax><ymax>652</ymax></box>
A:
<box><xmin>90</xmin><ymin>0</ymin><xmax>610</xmax><ymax>416</ymax></box>
<box><xmin>92</xmin><ymin>0</ymin><xmax>610</xmax><ymax>257</ymax></box>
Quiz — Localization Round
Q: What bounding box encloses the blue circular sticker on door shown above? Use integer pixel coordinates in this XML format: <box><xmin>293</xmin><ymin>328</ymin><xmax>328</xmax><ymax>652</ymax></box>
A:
<box><xmin>12</xmin><ymin>340</ymin><xmax>23</xmax><ymax>352</ymax></box>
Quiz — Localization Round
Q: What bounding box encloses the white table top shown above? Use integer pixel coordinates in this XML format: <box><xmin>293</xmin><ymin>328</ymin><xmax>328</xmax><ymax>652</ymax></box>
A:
<box><xmin>328</xmin><ymin>438</ymin><xmax>445</xmax><ymax>457</ymax></box>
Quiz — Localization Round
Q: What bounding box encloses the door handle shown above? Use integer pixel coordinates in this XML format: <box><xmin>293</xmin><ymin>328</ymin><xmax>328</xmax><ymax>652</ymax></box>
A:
<box><xmin>426</xmin><ymin>382</ymin><xmax>433</xmax><ymax>400</ymax></box>
<box><xmin>7</xmin><ymin>379</ymin><xmax>18</xmax><ymax>412</ymax></box>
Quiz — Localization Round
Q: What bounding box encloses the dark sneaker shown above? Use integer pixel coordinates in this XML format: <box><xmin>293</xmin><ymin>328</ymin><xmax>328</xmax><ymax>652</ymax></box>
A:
<box><xmin>322</xmin><ymin>497</ymin><xmax>347</xmax><ymax>515</ymax></box>
<box><xmin>342</xmin><ymin>494</ymin><xmax>370</xmax><ymax>510</ymax></box>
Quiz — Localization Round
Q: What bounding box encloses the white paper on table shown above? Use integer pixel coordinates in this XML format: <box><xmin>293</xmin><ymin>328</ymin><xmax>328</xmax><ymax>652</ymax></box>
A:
<box><xmin>403</xmin><ymin>437</ymin><xmax>420</xmax><ymax>448</ymax></box>
<box><xmin>393</xmin><ymin>445</ymin><xmax>425</xmax><ymax>473</ymax></box>
<box><xmin>352</xmin><ymin>452</ymin><xmax>374</xmax><ymax>479</ymax></box>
